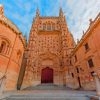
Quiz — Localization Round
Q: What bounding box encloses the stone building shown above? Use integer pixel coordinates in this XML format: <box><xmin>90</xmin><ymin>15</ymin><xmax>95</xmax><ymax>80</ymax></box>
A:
<box><xmin>21</xmin><ymin>8</ymin><xmax>75</xmax><ymax>89</ymax></box>
<box><xmin>0</xmin><ymin>5</ymin><xmax>25</xmax><ymax>91</ymax></box>
<box><xmin>68</xmin><ymin>13</ymin><xmax>100</xmax><ymax>90</ymax></box>
<box><xmin>0</xmin><ymin>4</ymin><xmax>100</xmax><ymax>92</ymax></box>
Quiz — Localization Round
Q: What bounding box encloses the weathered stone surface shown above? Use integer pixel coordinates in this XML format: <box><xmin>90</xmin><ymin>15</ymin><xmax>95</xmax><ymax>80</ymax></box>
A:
<box><xmin>0</xmin><ymin>5</ymin><xmax>25</xmax><ymax>91</ymax></box>
<box><xmin>22</xmin><ymin>8</ymin><xmax>75</xmax><ymax>88</ymax></box>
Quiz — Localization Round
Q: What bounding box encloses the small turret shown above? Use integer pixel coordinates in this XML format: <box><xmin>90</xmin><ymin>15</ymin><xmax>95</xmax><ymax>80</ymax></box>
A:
<box><xmin>59</xmin><ymin>7</ymin><xmax>63</xmax><ymax>17</ymax></box>
<box><xmin>23</xmin><ymin>33</ymin><xmax>28</xmax><ymax>46</ymax></box>
<box><xmin>89</xmin><ymin>19</ymin><xmax>93</xmax><ymax>25</ymax></box>
<box><xmin>77</xmin><ymin>39</ymin><xmax>80</xmax><ymax>44</ymax></box>
<box><xmin>36</xmin><ymin>8</ymin><xmax>40</xmax><ymax>17</ymax></box>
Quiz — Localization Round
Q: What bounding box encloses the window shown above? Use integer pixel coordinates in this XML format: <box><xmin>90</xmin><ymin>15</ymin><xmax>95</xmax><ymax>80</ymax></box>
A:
<box><xmin>43</xmin><ymin>24</ymin><xmax>46</xmax><ymax>30</ymax></box>
<box><xmin>72</xmin><ymin>73</ymin><xmax>74</xmax><ymax>78</ymax></box>
<box><xmin>84</xmin><ymin>43</ymin><xmax>89</xmax><ymax>51</ymax></box>
<box><xmin>0</xmin><ymin>39</ymin><xmax>10</xmax><ymax>55</ymax></box>
<box><xmin>52</xmin><ymin>24</ymin><xmax>55</xmax><ymax>30</ymax></box>
<box><xmin>91</xmin><ymin>71</ymin><xmax>95</xmax><ymax>76</ymax></box>
<box><xmin>47</xmin><ymin>24</ymin><xmax>51</xmax><ymax>30</ymax></box>
<box><xmin>0</xmin><ymin>41</ymin><xmax>6</xmax><ymax>53</ymax></box>
<box><xmin>76</xmin><ymin>67</ymin><xmax>79</xmax><ymax>73</ymax></box>
<box><xmin>88</xmin><ymin>59</ymin><xmax>94</xmax><ymax>68</ymax></box>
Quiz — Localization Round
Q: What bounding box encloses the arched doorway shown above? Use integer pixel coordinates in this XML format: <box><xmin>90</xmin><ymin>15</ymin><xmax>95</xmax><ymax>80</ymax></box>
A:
<box><xmin>41</xmin><ymin>67</ymin><xmax>53</xmax><ymax>83</ymax></box>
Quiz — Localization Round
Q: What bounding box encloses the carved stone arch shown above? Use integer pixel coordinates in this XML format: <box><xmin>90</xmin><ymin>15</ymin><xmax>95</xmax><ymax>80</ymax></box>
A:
<box><xmin>34</xmin><ymin>52</ymin><xmax>60</xmax><ymax>69</ymax></box>
<box><xmin>33</xmin><ymin>52</ymin><xmax>61</xmax><ymax>84</ymax></box>
<box><xmin>42</xmin><ymin>21</ymin><xmax>56</xmax><ymax>30</ymax></box>
<box><xmin>47</xmin><ymin>23</ymin><xmax>51</xmax><ymax>30</ymax></box>
<box><xmin>43</xmin><ymin>23</ymin><xmax>46</xmax><ymax>30</ymax></box>
<box><xmin>0</xmin><ymin>35</ymin><xmax>11</xmax><ymax>45</ymax></box>
<box><xmin>52</xmin><ymin>22</ymin><xmax>55</xmax><ymax>30</ymax></box>
<box><xmin>0</xmin><ymin>35</ymin><xmax>11</xmax><ymax>54</ymax></box>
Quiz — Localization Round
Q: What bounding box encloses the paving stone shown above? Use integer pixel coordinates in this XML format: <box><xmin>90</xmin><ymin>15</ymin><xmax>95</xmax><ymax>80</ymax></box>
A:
<box><xmin>2</xmin><ymin>84</ymin><xmax>96</xmax><ymax>100</ymax></box>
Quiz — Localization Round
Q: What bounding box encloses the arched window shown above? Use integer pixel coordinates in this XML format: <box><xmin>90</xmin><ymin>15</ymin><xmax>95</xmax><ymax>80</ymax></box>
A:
<box><xmin>43</xmin><ymin>23</ymin><xmax>46</xmax><ymax>30</ymax></box>
<box><xmin>0</xmin><ymin>41</ymin><xmax>6</xmax><ymax>53</ymax></box>
<box><xmin>47</xmin><ymin>23</ymin><xmax>51</xmax><ymax>30</ymax></box>
<box><xmin>52</xmin><ymin>24</ymin><xmax>55</xmax><ymax>30</ymax></box>
<box><xmin>0</xmin><ymin>39</ymin><xmax>10</xmax><ymax>55</ymax></box>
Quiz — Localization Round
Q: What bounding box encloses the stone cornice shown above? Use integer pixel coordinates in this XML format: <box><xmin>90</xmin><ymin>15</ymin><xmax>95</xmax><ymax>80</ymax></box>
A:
<box><xmin>0</xmin><ymin>16</ymin><xmax>26</xmax><ymax>48</ymax></box>
<box><xmin>38</xmin><ymin>30</ymin><xmax>61</xmax><ymax>34</ymax></box>
<box><xmin>40</xmin><ymin>16</ymin><xmax>59</xmax><ymax>19</ymax></box>
<box><xmin>0</xmin><ymin>16</ymin><xmax>20</xmax><ymax>34</ymax></box>
<box><xmin>19</xmin><ymin>34</ymin><xmax>26</xmax><ymax>48</ymax></box>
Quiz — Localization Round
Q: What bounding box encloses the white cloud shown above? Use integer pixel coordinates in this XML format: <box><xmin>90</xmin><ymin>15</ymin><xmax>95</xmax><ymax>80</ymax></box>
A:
<box><xmin>2</xmin><ymin>0</ymin><xmax>100</xmax><ymax>42</ymax></box>
<box><xmin>62</xmin><ymin>0</ymin><xmax>100</xmax><ymax>42</ymax></box>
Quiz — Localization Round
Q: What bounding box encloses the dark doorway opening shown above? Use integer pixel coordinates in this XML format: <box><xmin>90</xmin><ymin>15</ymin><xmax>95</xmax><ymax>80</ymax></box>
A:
<box><xmin>41</xmin><ymin>67</ymin><xmax>53</xmax><ymax>83</ymax></box>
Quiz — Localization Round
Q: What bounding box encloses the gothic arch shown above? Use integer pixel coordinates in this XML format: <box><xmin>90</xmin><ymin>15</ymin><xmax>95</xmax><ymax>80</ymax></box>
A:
<box><xmin>34</xmin><ymin>52</ymin><xmax>60</xmax><ymax>69</ymax></box>
<box><xmin>42</xmin><ymin>21</ymin><xmax>56</xmax><ymax>30</ymax></box>
<box><xmin>0</xmin><ymin>35</ymin><xmax>11</xmax><ymax>45</ymax></box>
<box><xmin>0</xmin><ymin>35</ymin><xmax>11</xmax><ymax>54</ymax></box>
<box><xmin>41</xmin><ymin>67</ymin><xmax>53</xmax><ymax>83</ymax></box>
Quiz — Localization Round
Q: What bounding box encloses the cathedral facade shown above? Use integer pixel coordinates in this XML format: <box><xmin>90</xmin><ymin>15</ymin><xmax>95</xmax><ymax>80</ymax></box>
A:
<box><xmin>22</xmin><ymin>8</ymin><xmax>75</xmax><ymax>88</ymax></box>
<box><xmin>1</xmin><ymin>4</ymin><xmax>100</xmax><ymax>91</ymax></box>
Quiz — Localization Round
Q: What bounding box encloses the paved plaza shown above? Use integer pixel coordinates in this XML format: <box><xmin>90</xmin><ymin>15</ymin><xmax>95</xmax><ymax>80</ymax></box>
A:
<box><xmin>0</xmin><ymin>84</ymin><xmax>97</xmax><ymax>100</ymax></box>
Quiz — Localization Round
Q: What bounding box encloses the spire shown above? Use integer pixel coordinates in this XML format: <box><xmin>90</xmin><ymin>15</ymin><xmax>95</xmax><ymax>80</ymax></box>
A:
<box><xmin>89</xmin><ymin>19</ymin><xmax>93</xmax><ymax>25</ymax></box>
<box><xmin>59</xmin><ymin>7</ymin><xmax>63</xmax><ymax>17</ymax></box>
<box><xmin>77</xmin><ymin>39</ymin><xmax>80</xmax><ymax>44</ymax></box>
<box><xmin>36</xmin><ymin>7</ymin><xmax>40</xmax><ymax>17</ymax></box>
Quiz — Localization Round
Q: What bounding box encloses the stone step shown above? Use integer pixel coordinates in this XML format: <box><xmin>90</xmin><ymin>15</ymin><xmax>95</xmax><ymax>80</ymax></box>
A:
<box><xmin>6</xmin><ymin>97</ymin><xmax>89</xmax><ymax>100</ymax></box>
<box><xmin>6</xmin><ymin>94</ymin><xmax>89</xmax><ymax>100</ymax></box>
<box><xmin>5</xmin><ymin>90</ymin><xmax>91</xmax><ymax>100</ymax></box>
<box><xmin>3</xmin><ymin>84</ymin><xmax>96</xmax><ymax>100</ymax></box>
<box><xmin>23</xmin><ymin>83</ymin><xmax>71</xmax><ymax>90</ymax></box>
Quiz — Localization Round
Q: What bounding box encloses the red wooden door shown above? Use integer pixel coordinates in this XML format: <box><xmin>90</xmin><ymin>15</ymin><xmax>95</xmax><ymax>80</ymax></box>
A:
<box><xmin>41</xmin><ymin>67</ymin><xmax>53</xmax><ymax>83</ymax></box>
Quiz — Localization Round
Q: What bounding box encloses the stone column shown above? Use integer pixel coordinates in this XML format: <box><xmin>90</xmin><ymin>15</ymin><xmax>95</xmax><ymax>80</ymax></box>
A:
<box><xmin>93</xmin><ymin>73</ymin><xmax>100</xmax><ymax>96</ymax></box>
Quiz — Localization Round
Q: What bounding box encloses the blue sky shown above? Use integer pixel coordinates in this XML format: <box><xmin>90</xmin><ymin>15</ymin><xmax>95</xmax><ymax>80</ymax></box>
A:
<box><xmin>0</xmin><ymin>0</ymin><xmax>100</xmax><ymax>41</ymax></box>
